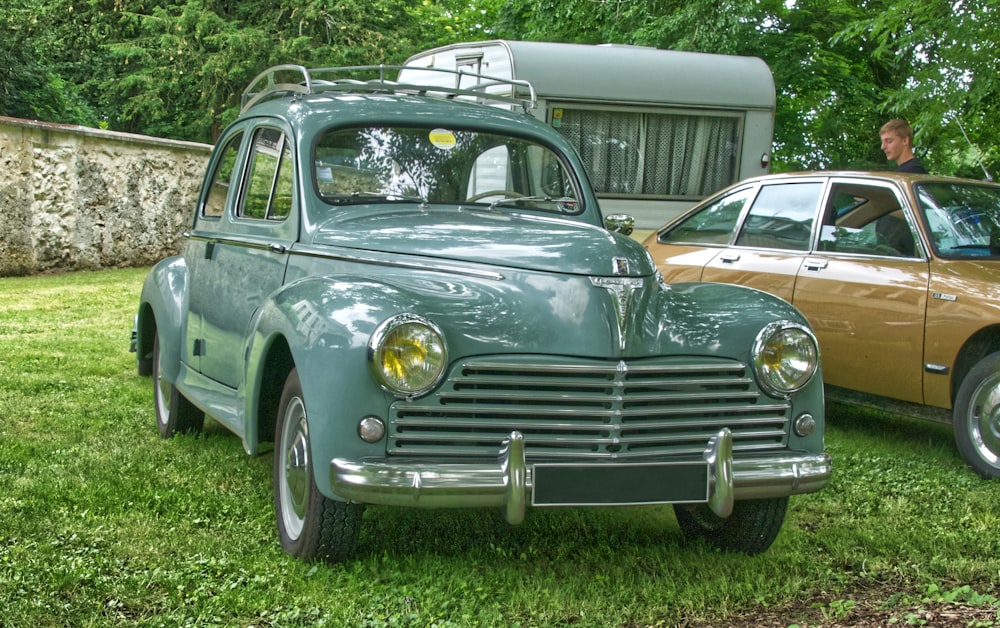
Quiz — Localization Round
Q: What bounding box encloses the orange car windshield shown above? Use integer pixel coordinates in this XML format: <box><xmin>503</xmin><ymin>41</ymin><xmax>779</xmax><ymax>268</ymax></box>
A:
<box><xmin>917</xmin><ymin>182</ymin><xmax>1000</xmax><ymax>258</ymax></box>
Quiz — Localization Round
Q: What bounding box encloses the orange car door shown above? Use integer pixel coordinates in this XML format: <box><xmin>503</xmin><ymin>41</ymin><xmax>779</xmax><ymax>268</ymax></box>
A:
<box><xmin>790</xmin><ymin>179</ymin><xmax>930</xmax><ymax>403</ymax></box>
<box><xmin>701</xmin><ymin>181</ymin><xmax>824</xmax><ymax>302</ymax></box>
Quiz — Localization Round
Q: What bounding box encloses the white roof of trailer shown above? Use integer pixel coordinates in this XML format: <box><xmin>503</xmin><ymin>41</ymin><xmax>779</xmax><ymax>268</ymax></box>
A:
<box><xmin>404</xmin><ymin>40</ymin><xmax>775</xmax><ymax>110</ymax></box>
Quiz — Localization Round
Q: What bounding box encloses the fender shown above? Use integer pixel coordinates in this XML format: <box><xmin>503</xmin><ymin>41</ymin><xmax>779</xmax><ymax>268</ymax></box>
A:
<box><xmin>243</xmin><ymin>275</ymin><xmax>419</xmax><ymax>490</ymax></box>
<box><xmin>137</xmin><ymin>256</ymin><xmax>189</xmax><ymax>383</ymax></box>
<box><xmin>648</xmin><ymin>281</ymin><xmax>813</xmax><ymax>361</ymax></box>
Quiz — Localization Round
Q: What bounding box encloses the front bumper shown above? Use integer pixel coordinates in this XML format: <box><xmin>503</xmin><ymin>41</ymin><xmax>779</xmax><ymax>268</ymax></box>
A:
<box><xmin>330</xmin><ymin>428</ymin><xmax>832</xmax><ymax>524</ymax></box>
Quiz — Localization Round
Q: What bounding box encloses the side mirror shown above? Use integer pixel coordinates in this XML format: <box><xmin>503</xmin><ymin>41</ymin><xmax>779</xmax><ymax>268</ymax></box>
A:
<box><xmin>604</xmin><ymin>213</ymin><xmax>634</xmax><ymax>236</ymax></box>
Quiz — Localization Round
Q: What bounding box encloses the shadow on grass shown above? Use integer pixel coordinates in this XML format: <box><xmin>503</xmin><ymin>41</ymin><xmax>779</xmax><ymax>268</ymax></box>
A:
<box><xmin>827</xmin><ymin>399</ymin><xmax>952</xmax><ymax>443</ymax></box>
<box><xmin>358</xmin><ymin>502</ymin><xmax>687</xmax><ymax>562</ymax></box>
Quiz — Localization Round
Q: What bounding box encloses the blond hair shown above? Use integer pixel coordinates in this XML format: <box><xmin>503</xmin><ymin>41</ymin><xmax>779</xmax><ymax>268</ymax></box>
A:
<box><xmin>880</xmin><ymin>118</ymin><xmax>914</xmax><ymax>143</ymax></box>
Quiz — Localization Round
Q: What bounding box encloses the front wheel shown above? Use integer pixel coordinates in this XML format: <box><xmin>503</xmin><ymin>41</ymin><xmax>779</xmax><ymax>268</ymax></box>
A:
<box><xmin>151</xmin><ymin>333</ymin><xmax>203</xmax><ymax>438</ymax></box>
<box><xmin>953</xmin><ymin>352</ymin><xmax>1000</xmax><ymax>478</ymax></box>
<box><xmin>674</xmin><ymin>497</ymin><xmax>788</xmax><ymax>555</ymax></box>
<box><xmin>274</xmin><ymin>368</ymin><xmax>364</xmax><ymax>563</ymax></box>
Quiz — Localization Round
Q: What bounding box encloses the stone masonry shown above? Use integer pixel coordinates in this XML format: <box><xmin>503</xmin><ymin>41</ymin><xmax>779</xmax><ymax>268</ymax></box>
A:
<box><xmin>0</xmin><ymin>116</ymin><xmax>212</xmax><ymax>276</ymax></box>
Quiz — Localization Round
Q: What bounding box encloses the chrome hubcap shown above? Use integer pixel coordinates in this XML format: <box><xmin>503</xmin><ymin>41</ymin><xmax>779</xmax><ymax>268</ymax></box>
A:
<box><xmin>969</xmin><ymin>372</ymin><xmax>1000</xmax><ymax>467</ymax></box>
<box><xmin>279</xmin><ymin>397</ymin><xmax>310</xmax><ymax>540</ymax></box>
<box><xmin>155</xmin><ymin>346</ymin><xmax>170</xmax><ymax>425</ymax></box>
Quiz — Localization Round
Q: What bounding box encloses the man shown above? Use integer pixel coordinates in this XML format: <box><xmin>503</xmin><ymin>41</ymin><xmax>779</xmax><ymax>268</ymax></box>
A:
<box><xmin>880</xmin><ymin>118</ymin><xmax>927</xmax><ymax>173</ymax></box>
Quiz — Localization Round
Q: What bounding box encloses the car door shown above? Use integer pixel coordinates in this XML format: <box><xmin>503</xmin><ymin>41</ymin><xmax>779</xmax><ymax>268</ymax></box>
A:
<box><xmin>648</xmin><ymin>184</ymin><xmax>758</xmax><ymax>283</ymax></box>
<box><xmin>699</xmin><ymin>180</ymin><xmax>825</xmax><ymax>302</ymax></box>
<box><xmin>188</xmin><ymin>123</ymin><xmax>297</xmax><ymax>390</ymax></box>
<box><xmin>184</xmin><ymin>126</ymin><xmax>247</xmax><ymax>376</ymax></box>
<box><xmin>789</xmin><ymin>178</ymin><xmax>930</xmax><ymax>403</ymax></box>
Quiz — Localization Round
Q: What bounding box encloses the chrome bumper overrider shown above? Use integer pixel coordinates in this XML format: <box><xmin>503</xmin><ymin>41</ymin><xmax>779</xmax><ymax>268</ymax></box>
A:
<box><xmin>330</xmin><ymin>428</ymin><xmax>832</xmax><ymax>525</ymax></box>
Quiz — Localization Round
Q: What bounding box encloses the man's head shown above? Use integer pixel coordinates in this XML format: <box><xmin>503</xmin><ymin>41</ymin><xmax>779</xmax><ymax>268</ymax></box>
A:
<box><xmin>880</xmin><ymin>118</ymin><xmax>915</xmax><ymax>164</ymax></box>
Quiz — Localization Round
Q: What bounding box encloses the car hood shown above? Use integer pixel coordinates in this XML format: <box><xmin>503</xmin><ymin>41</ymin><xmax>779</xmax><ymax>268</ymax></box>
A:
<box><xmin>308</xmin><ymin>207</ymin><xmax>654</xmax><ymax>277</ymax></box>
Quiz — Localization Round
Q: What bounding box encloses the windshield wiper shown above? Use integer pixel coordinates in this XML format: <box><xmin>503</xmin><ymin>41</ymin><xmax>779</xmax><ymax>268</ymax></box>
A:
<box><xmin>489</xmin><ymin>195</ymin><xmax>577</xmax><ymax>211</ymax></box>
<box><xmin>327</xmin><ymin>191</ymin><xmax>427</xmax><ymax>205</ymax></box>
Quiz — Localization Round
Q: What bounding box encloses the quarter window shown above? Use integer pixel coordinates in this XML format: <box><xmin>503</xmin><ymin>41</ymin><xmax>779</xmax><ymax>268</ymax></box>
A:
<box><xmin>201</xmin><ymin>132</ymin><xmax>243</xmax><ymax>218</ymax></box>
<box><xmin>239</xmin><ymin>128</ymin><xmax>293</xmax><ymax>221</ymax></box>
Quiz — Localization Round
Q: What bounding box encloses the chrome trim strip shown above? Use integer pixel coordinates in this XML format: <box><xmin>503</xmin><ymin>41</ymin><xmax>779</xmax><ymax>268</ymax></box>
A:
<box><xmin>187</xmin><ymin>233</ymin><xmax>288</xmax><ymax>253</ymax></box>
<box><xmin>292</xmin><ymin>244</ymin><xmax>506</xmax><ymax>281</ymax></box>
<box><xmin>188</xmin><ymin>235</ymin><xmax>506</xmax><ymax>281</ymax></box>
<box><xmin>329</xmin><ymin>433</ymin><xmax>831</xmax><ymax>523</ymax></box>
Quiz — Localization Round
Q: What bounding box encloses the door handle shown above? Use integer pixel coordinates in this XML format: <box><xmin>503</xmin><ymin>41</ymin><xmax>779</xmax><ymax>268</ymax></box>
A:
<box><xmin>718</xmin><ymin>252</ymin><xmax>741</xmax><ymax>264</ymax></box>
<box><xmin>803</xmin><ymin>258</ymin><xmax>828</xmax><ymax>271</ymax></box>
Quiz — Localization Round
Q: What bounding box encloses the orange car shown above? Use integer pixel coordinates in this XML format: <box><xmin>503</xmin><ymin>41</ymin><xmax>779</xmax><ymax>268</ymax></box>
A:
<box><xmin>643</xmin><ymin>171</ymin><xmax>1000</xmax><ymax>478</ymax></box>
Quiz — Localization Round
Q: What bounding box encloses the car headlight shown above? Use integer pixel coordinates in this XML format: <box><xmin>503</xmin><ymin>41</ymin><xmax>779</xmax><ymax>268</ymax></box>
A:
<box><xmin>368</xmin><ymin>314</ymin><xmax>447</xmax><ymax>397</ymax></box>
<box><xmin>751</xmin><ymin>321</ymin><xmax>819</xmax><ymax>397</ymax></box>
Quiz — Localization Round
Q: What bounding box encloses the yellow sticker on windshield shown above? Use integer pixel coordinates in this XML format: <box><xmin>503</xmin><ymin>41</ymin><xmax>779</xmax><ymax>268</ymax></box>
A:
<box><xmin>429</xmin><ymin>128</ymin><xmax>456</xmax><ymax>150</ymax></box>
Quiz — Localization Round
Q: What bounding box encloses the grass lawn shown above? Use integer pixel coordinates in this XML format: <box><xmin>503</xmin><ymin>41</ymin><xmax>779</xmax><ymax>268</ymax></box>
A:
<box><xmin>1</xmin><ymin>268</ymin><xmax>998</xmax><ymax>627</ymax></box>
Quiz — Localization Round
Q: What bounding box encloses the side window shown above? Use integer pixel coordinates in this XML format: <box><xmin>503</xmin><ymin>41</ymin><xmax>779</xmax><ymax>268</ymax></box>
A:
<box><xmin>818</xmin><ymin>183</ymin><xmax>917</xmax><ymax>257</ymax></box>
<box><xmin>735</xmin><ymin>182</ymin><xmax>821</xmax><ymax>250</ymax></box>
<box><xmin>658</xmin><ymin>187</ymin><xmax>754</xmax><ymax>245</ymax></box>
<box><xmin>239</xmin><ymin>127</ymin><xmax>293</xmax><ymax>221</ymax></box>
<box><xmin>202</xmin><ymin>132</ymin><xmax>243</xmax><ymax>218</ymax></box>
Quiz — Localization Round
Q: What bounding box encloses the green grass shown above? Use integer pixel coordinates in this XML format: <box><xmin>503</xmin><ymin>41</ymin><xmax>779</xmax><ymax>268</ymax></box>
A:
<box><xmin>1</xmin><ymin>268</ymin><xmax>999</xmax><ymax>627</ymax></box>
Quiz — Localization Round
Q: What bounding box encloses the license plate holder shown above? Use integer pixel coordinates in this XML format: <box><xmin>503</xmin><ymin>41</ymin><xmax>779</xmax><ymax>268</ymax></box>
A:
<box><xmin>531</xmin><ymin>461</ymin><xmax>709</xmax><ymax>506</ymax></box>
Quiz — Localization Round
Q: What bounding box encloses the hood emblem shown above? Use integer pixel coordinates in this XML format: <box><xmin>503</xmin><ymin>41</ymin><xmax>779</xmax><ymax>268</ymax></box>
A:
<box><xmin>591</xmin><ymin>276</ymin><xmax>644</xmax><ymax>352</ymax></box>
<box><xmin>613</xmin><ymin>257</ymin><xmax>630</xmax><ymax>276</ymax></box>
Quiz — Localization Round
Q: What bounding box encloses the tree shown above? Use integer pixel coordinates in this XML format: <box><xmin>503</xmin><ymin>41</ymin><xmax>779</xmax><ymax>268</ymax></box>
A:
<box><xmin>484</xmin><ymin>0</ymin><xmax>1000</xmax><ymax>176</ymax></box>
<box><xmin>3</xmin><ymin>0</ymin><xmax>495</xmax><ymax>143</ymax></box>
<box><xmin>6</xmin><ymin>0</ymin><xmax>999</xmax><ymax>177</ymax></box>
<box><xmin>0</xmin><ymin>1</ymin><xmax>98</xmax><ymax>125</ymax></box>
<box><xmin>838</xmin><ymin>0</ymin><xmax>1000</xmax><ymax>178</ymax></box>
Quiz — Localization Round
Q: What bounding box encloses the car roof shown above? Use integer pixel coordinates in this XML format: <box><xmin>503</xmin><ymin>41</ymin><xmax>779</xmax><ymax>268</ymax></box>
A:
<box><xmin>732</xmin><ymin>170</ymin><xmax>998</xmax><ymax>188</ymax></box>
<box><xmin>233</xmin><ymin>88</ymin><xmax>565</xmax><ymax>151</ymax></box>
<box><xmin>243</xmin><ymin>90</ymin><xmax>544</xmax><ymax>132</ymax></box>
<box><xmin>656</xmin><ymin>170</ymin><xmax>1000</xmax><ymax>233</ymax></box>
<box><xmin>235</xmin><ymin>63</ymin><xmax>546</xmax><ymax>135</ymax></box>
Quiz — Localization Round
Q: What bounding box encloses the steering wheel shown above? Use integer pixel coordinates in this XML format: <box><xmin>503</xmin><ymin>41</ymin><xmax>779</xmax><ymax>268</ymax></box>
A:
<box><xmin>465</xmin><ymin>190</ymin><xmax>526</xmax><ymax>202</ymax></box>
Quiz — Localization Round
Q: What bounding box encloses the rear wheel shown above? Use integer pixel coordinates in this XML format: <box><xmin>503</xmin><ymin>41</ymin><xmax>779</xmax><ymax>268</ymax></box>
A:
<box><xmin>674</xmin><ymin>497</ymin><xmax>788</xmax><ymax>555</ymax></box>
<box><xmin>274</xmin><ymin>368</ymin><xmax>364</xmax><ymax>563</ymax></box>
<box><xmin>953</xmin><ymin>352</ymin><xmax>1000</xmax><ymax>478</ymax></box>
<box><xmin>152</xmin><ymin>333</ymin><xmax>203</xmax><ymax>438</ymax></box>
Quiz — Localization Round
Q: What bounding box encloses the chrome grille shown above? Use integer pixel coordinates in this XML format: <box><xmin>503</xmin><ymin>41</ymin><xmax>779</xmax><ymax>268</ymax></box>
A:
<box><xmin>388</xmin><ymin>357</ymin><xmax>790</xmax><ymax>459</ymax></box>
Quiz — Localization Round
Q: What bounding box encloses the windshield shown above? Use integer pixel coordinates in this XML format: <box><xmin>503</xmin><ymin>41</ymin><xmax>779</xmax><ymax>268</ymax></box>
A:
<box><xmin>313</xmin><ymin>126</ymin><xmax>581</xmax><ymax>215</ymax></box>
<box><xmin>917</xmin><ymin>182</ymin><xmax>1000</xmax><ymax>257</ymax></box>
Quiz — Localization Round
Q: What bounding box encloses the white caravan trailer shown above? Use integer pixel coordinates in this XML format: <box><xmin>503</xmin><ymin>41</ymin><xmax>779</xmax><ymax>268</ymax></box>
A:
<box><xmin>400</xmin><ymin>40</ymin><xmax>775</xmax><ymax>231</ymax></box>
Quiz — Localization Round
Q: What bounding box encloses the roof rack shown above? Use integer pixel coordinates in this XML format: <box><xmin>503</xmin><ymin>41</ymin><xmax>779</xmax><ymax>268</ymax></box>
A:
<box><xmin>240</xmin><ymin>64</ymin><xmax>537</xmax><ymax>113</ymax></box>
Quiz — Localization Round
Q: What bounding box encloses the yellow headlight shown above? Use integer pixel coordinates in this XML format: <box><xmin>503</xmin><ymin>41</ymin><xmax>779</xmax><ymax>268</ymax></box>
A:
<box><xmin>752</xmin><ymin>321</ymin><xmax>820</xmax><ymax>397</ymax></box>
<box><xmin>368</xmin><ymin>314</ymin><xmax>447</xmax><ymax>397</ymax></box>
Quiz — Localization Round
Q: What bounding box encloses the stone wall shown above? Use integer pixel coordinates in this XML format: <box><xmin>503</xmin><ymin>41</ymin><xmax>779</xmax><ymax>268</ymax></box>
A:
<box><xmin>0</xmin><ymin>116</ymin><xmax>212</xmax><ymax>276</ymax></box>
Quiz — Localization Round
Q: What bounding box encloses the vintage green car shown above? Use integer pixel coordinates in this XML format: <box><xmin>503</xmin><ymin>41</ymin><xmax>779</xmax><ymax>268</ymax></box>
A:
<box><xmin>131</xmin><ymin>65</ymin><xmax>830</xmax><ymax>562</ymax></box>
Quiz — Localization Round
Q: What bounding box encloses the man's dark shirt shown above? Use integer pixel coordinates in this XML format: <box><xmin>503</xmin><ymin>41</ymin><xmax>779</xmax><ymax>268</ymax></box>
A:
<box><xmin>897</xmin><ymin>158</ymin><xmax>927</xmax><ymax>174</ymax></box>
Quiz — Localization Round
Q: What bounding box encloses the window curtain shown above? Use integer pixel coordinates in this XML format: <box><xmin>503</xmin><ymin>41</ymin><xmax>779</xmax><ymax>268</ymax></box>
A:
<box><xmin>557</xmin><ymin>109</ymin><xmax>739</xmax><ymax>198</ymax></box>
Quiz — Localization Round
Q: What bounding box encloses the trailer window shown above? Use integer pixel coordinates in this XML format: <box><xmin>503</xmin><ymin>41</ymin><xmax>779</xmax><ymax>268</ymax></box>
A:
<box><xmin>553</xmin><ymin>108</ymin><xmax>740</xmax><ymax>200</ymax></box>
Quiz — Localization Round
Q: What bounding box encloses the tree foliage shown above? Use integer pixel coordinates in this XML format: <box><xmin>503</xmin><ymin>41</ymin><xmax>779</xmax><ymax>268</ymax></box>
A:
<box><xmin>837</xmin><ymin>0</ymin><xmax>1000</xmax><ymax>177</ymax></box>
<box><xmin>486</xmin><ymin>0</ymin><xmax>998</xmax><ymax>176</ymax></box>
<box><xmin>2</xmin><ymin>0</ymin><xmax>997</xmax><ymax>177</ymax></box>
